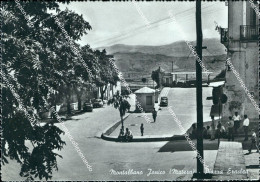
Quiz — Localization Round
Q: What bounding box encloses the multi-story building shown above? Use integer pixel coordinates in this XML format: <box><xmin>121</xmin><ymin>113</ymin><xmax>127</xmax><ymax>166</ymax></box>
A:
<box><xmin>220</xmin><ymin>1</ymin><xmax>259</xmax><ymax>119</ymax></box>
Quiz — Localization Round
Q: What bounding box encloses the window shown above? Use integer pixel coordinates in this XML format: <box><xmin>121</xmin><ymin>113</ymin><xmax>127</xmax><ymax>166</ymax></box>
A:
<box><xmin>146</xmin><ymin>96</ymin><xmax>153</xmax><ymax>105</ymax></box>
<box><xmin>250</xmin><ymin>8</ymin><xmax>256</xmax><ymax>26</ymax></box>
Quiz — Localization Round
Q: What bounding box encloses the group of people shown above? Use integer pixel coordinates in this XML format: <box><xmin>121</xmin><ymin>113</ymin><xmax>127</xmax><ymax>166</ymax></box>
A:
<box><xmin>118</xmin><ymin>127</ymin><xmax>133</xmax><ymax>142</ymax></box>
<box><xmin>189</xmin><ymin>112</ymin><xmax>259</xmax><ymax>153</ymax></box>
<box><xmin>117</xmin><ymin>108</ymin><xmax>158</xmax><ymax>142</ymax></box>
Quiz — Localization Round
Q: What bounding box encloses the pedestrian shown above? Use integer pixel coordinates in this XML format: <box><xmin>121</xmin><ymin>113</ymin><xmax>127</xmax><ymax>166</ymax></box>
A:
<box><xmin>227</xmin><ymin>116</ymin><xmax>234</xmax><ymax>141</ymax></box>
<box><xmin>210</xmin><ymin>115</ymin><xmax>215</xmax><ymax>140</ymax></box>
<box><xmin>140</xmin><ymin>123</ymin><xmax>144</xmax><ymax>136</ymax></box>
<box><xmin>216</xmin><ymin>121</ymin><xmax>222</xmax><ymax>139</ymax></box>
<box><xmin>202</xmin><ymin>127</ymin><xmax>207</xmax><ymax>139</ymax></box>
<box><xmin>125</xmin><ymin>128</ymin><xmax>133</xmax><ymax>142</ymax></box>
<box><xmin>232</xmin><ymin>112</ymin><xmax>241</xmax><ymax>135</ymax></box>
<box><xmin>118</xmin><ymin>128</ymin><xmax>125</xmax><ymax>142</ymax></box>
<box><xmin>243</xmin><ymin>114</ymin><xmax>249</xmax><ymax>141</ymax></box>
<box><xmin>221</xmin><ymin>124</ymin><xmax>226</xmax><ymax>138</ymax></box>
<box><xmin>206</xmin><ymin>126</ymin><xmax>211</xmax><ymax>139</ymax></box>
<box><xmin>248</xmin><ymin>129</ymin><xmax>259</xmax><ymax>154</ymax></box>
<box><xmin>190</xmin><ymin>123</ymin><xmax>197</xmax><ymax>139</ymax></box>
<box><xmin>152</xmin><ymin>108</ymin><xmax>157</xmax><ymax>122</ymax></box>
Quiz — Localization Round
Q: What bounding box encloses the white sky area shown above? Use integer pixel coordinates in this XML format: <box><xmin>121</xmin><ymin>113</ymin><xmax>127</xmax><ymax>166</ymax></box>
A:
<box><xmin>59</xmin><ymin>1</ymin><xmax>228</xmax><ymax>48</ymax></box>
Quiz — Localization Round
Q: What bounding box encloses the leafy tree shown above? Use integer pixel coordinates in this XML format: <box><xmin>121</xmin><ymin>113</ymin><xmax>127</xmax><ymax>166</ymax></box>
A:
<box><xmin>151</xmin><ymin>67</ymin><xmax>164</xmax><ymax>89</ymax></box>
<box><xmin>108</xmin><ymin>91</ymin><xmax>131</xmax><ymax>128</ymax></box>
<box><xmin>141</xmin><ymin>78</ymin><xmax>147</xmax><ymax>84</ymax></box>
<box><xmin>2</xmin><ymin>1</ymin><xmax>92</xmax><ymax>180</ymax></box>
<box><xmin>94</xmin><ymin>50</ymin><xmax>119</xmax><ymax>100</ymax></box>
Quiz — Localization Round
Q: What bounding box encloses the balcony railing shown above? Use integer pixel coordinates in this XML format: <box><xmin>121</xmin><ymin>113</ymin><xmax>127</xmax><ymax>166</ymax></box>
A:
<box><xmin>240</xmin><ymin>25</ymin><xmax>259</xmax><ymax>41</ymax></box>
<box><xmin>220</xmin><ymin>28</ymin><xmax>228</xmax><ymax>44</ymax></box>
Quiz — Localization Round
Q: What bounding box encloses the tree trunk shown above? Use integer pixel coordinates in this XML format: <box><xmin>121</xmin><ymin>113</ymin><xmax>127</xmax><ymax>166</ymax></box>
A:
<box><xmin>111</xmin><ymin>83</ymin><xmax>114</xmax><ymax>96</ymax></box>
<box><xmin>67</xmin><ymin>100</ymin><xmax>71</xmax><ymax>115</ymax></box>
<box><xmin>75</xmin><ymin>88</ymin><xmax>83</xmax><ymax>111</ymax></box>
<box><xmin>121</xmin><ymin>115</ymin><xmax>124</xmax><ymax>128</ymax></box>
<box><xmin>52</xmin><ymin>106</ymin><xmax>57</xmax><ymax>119</ymax></box>
<box><xmin>100</xmin><ymin>86</ymin><xmax>103</xmax><ymax>100</ymax></box>
<box><xmin>78</xmin><ymin>97</ymin><xmax>82</xmax><ymax>111</ymax></box>
<box><xmin>66</xmin><ymin>93</ymin><xmax>71</xmax><ymax>115</ymax></box>
<box><xmin>67</xmin><ymin>101</ymin><xmax>71</xmax><ymax>114</ymax></box>
<box><xmin>100</xmin><ymin>85</ymin><xmax>108</xmax><ymax>101</ymax></box>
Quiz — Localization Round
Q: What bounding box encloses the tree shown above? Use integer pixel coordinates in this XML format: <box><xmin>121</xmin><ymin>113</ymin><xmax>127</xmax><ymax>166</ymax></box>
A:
<box><xmin>2</xmin><ymin>1</ymin><xmax>93</xmax><ymax>180</ymax></box>
<box><xmin>151</xmin><ymin>67</ymin><xmax>164</xmax><ymax>89</ymax></box>
<box><xmin>141</xmin><ymin>78</ymin><xmax>147</xmax><ymax>84</ymax></box>
<box><xmin>108</xmin><ymin>91</ymin><xmax>131</xmax><ymax>128</ymax></box>
<box><xmin>94</xmin><ymin>50</ymin><xmax>119</xmax><ymax>100</ymax></box>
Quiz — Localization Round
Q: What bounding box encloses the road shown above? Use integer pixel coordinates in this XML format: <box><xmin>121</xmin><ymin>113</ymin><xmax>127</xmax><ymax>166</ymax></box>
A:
<box><xmin>111</xmin><ymin>87</ymin><xmax>214</xmax><ymax>137</ymax></box>
<box><xmin>2</xmin><ymin>87</ymin><xmax>219</xmax><ymax>181</ymax></box>
<box><xmin>2</xmin><ymin>87</ymin><xmax>257</xmax><ymax>180</ymax></box>
<box><xmin>159</xmin><ymin>87</ymin><xmax>214</xmax><ymax>132</ymax></box>
<box><xmin>50</xmin><ymin>104</ymin><xmax>217</xmax><ymax>181</ymax></box>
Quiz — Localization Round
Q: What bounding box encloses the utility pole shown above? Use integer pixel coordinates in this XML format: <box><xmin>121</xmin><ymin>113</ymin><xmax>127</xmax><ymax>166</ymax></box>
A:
<box><xmin>195</xmin><ymin>0</ymin><xmax>204</xmax><ymax>179</ymax></box>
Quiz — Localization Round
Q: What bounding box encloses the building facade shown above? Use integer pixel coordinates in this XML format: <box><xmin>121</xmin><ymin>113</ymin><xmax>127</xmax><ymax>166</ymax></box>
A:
<box><xmin>134</xmin><ymin>87</ymin><xmax>159</xmax><ymax>112</ymax></box>
<box><xmin>220</xmin><ymin>1</ymin><xmax>259</xmax><ymax>118</ymax></box>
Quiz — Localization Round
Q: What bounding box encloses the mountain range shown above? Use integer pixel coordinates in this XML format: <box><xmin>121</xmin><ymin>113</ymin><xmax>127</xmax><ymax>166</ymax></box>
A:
<box><xmin>97</xmin><ymin>38</ymin><xmax>227</xmax><ymax>78</ymax></box>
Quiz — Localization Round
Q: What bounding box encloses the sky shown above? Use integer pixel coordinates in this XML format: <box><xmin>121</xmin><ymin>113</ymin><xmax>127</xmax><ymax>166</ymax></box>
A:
<box><xmin>59</xmin><ymin>1</ymin><xmax>228</xmax><ymax>48</ymax></box>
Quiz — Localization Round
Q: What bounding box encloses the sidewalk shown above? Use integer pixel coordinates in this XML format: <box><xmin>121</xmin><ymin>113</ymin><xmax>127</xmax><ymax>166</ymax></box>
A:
<box><xmin>212</xmin><ymin>141</ymin><xmax>247</xmax><ymax>180</ymax></box>
<box><xmin>109</xmin><ymin>112</ymin><xmax>184</xmax><ymax>140</ymax></box>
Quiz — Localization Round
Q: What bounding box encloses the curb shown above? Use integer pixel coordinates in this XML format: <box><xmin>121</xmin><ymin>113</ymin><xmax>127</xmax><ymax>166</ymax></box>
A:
<box><xmin>101</xmin><ymin>134</ymin><xmax>186</xmax><ymax>142</ymax></box>
<box><xmin>100</xmin><ymin>111</ymin><xmax>187</xmax><ymax>142</ymax></box>
<box><xmin>101</xmin><ymin>113</ymin><xmax>130</xmax><ymax>136</ymax></box>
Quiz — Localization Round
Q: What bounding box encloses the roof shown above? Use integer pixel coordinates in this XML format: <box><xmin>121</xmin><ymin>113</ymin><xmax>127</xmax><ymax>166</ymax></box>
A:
<box><xmin>208</xmin><ymin>81</ymin><xmax>225</xmax><ymax>87</ymax></box>
<box><xmin>134</xmin><ymin>87</ymin><xmax>156</xmax><ymax>94</ymax></box>
<box><xmin>171</xmin><ymin>72</ymin><xmax>213</xmax><ymax>75</ymax></box>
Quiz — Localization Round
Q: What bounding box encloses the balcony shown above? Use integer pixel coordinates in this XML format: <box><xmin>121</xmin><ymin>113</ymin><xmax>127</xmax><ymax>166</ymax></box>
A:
<box><xmin>240</xmin><ymin>25</ymin><xmax>259</xmax><ymax>42</ymax></box>
<box><xmin>220</xmin><ymin>28</ymin><xmax>228</xmax><ymax>46</ymax></box>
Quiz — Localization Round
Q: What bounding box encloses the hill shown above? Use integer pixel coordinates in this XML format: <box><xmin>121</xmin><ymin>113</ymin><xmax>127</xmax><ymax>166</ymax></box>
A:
<box><xmin>97</xmin><ymin>38</ymin><xmax>226</xmax><ymax>57</ymax></box>
<box><xmin>113</xmin><ymin>52</ymin><xmax>226</xmax><ymax>78</ymax></box>
<box><xmin>97</xmin><ymin>38</ymin><xmax>227</xmax><ymax>79</ymax></box>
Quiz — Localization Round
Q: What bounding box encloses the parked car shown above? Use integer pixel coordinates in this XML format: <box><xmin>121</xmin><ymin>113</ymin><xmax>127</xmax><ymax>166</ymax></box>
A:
<box><xmin>93</xmin><ymin>99</ymin><xmax>104</xmax><ymax>108</ymax></box>
<box><xmin>160</xmin><ymin>96</ymin><xmax>168</xmax><ymax>107</ymax></box>
<box><xmin>83</xmin><ymin>102</ymin><xmax>93</xmax><ymax>112</ymax></box>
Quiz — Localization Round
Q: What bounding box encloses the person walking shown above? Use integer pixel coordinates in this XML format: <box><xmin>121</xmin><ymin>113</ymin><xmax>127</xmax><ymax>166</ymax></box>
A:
<box><xmin>216</xmin><ymin>121</ymin><xmax>222</xmax><ymax>145</ymax></box>
<box><xmin>221</xmin><ymin>124</ymin><xmax>226</xmax><ymax>138</ymax></box>
<box><xmin>248</xmin><ymin>129</ymin><xmax>259</xmax><ymax>154</ymax></box>
<box><xmin>227</xmin><ymin>116</ymin><xmax>234</xmax><ymax>141</ymax></box>
<box><xmin>202</xmin><ymin>127</ymin><xmax>207</xmax><ymax>139</ymax></box>
<box><xmin>210</xmin><ymin>115</ymin><xmax>215</xmax><ymax>140</ymax></box>
<box><xmin>216</xmin><ymin>121</ymin><xmax>222</xmax><ymax>138</ymax></box>
<box><xmin>206</xmin><ymin>126</ymin><xmax>211</xmax><ymax>139</ymax></box>
<box><xmin>140</xmin><ymin>123</ymin><xmax>144</xmax><ymax>136</ymax></box>
<box><xmin>190</xmin><ymin>123</ymin><xmax>197</xmax><ymax>139</ymax></box>
<box><xmin>232</xmin><ymin>112</ymin><xmax>241</xmax><ymax>135</ymax></box>
<box><xmin>243</xmin><ymin>114</ymin><xmax>249</xmax><ymax>141</ymax></box>
<box><xmin>152</xmin><ymin>108</ymin><xmax>157</xmax><ymax>123</ymax></box>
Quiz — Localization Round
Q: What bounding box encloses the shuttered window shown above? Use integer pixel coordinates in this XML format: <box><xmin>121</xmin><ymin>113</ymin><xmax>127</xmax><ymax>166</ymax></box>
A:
<box><xmin>146</xmin><ymin>96</ymin><xmax>152</xmax><ymax>105</ymax></box>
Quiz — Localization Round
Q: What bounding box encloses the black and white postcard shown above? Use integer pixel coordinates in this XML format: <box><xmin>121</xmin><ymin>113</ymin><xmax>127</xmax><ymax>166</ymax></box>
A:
<box><xmin>1</xmin><ymin>0</ymin><xmax>259</xmax><ymax>181</ymax></box>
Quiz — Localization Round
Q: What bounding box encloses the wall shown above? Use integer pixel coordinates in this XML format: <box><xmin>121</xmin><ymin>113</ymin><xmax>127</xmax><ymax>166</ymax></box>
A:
<box><xmin>222</xmin><ymin>1</ymin><xmax>258</xmax><ymax>119</ymax></box>
<box><xmin>223</xmin><ymin>43</ymin><xmax>258</xmax><ymax>119</ymax></box>
<box><xmin>135</xmin><ymin>93</ymin><xmax>155</xmax><ymax>112</ymax></box>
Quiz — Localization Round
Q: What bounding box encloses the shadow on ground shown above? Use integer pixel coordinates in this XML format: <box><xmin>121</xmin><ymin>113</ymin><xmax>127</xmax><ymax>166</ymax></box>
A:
<box><xmin>158</xmin><ymin>140</ymin><xmax>219</xmax><ymax>153</ymax></box>
<box><xmin>158</xmin><ymin>138</ymin><xmax>259</xmax><ymax>153</ymax></box>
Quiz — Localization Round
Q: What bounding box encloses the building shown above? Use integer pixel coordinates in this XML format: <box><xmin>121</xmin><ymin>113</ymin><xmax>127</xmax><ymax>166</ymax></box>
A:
<box><xmin>95</xmin><ymin>81</ymin><xmax>121</xmax><ymax>100</ymax></box>
<box><xmin>134</xmin><ymin>87</ymin><xmax>158</xmax><ymax>112</ymax></box>
<box><xmin>161</xmin><ymin>71</ymin><xmax>212</xmax><ymax>87</ymax></box>
<box><xmin>219</xmin><ymin>1</ymin><xmax>259</xmax><ymax>118</ymax></box>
